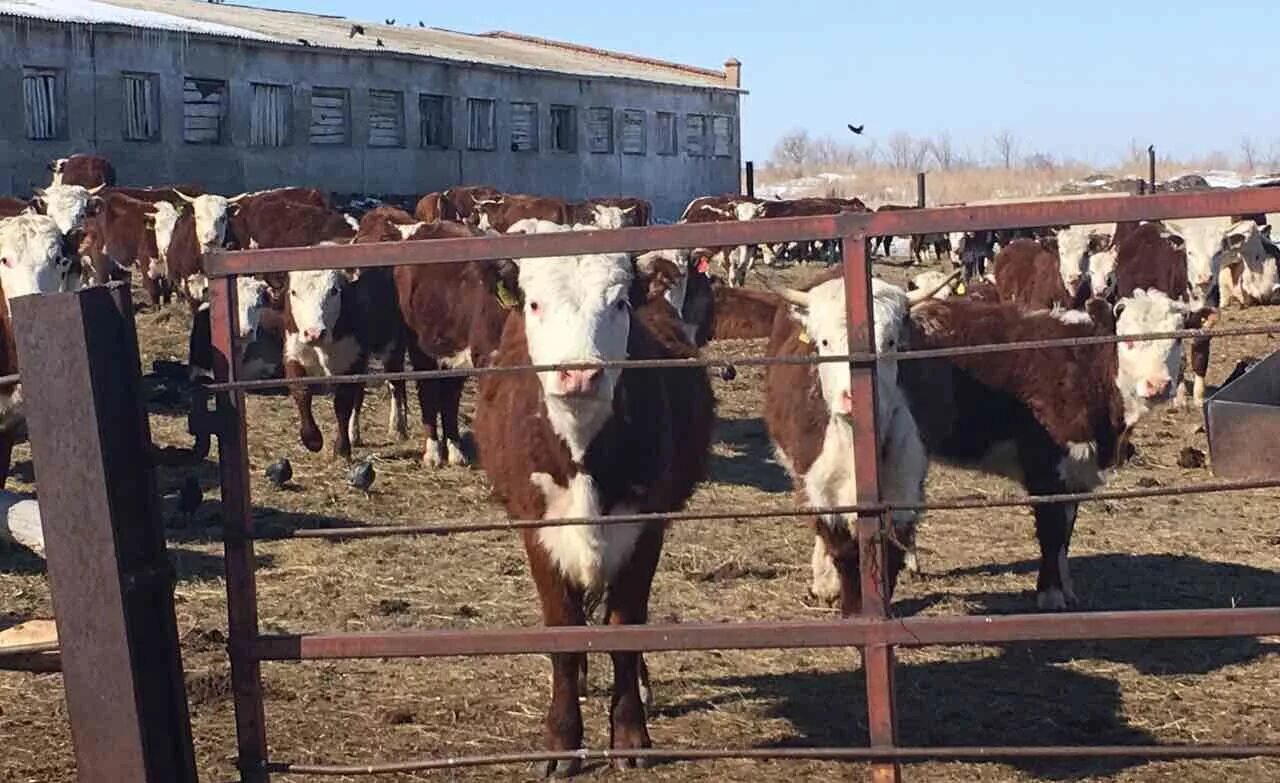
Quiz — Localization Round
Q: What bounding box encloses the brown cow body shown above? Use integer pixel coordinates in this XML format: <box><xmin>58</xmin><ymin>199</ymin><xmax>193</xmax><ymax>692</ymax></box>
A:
<box><xmin>472</xmin><ymin>193</ymin><xmax>571</xmax><ymax>233</ymax></box>
<box><xmin>993</xmin><ymin>238</ymin><xmax>1086</xmax><ymax>310</ymax></box>
<box><xmin>229</xmin><ymin>191</ymin><xmax>349</xmax><ymax>250</ymax></box>
<box><xmin>708</xmin><ymin>285</ymin><xmax>780</xmax><ymax>340</ymax></box>
<box><xmin>414</xmin><ymin>186</ymin><xmax>501</xmax><ymax>224</ymax></box>
<box><xmin>0</xmin><ymin>197</ymin><xmax>31</xmax><ymax>219</ymax></box>
<box><xmin>49</xmin><ymin>154</ymin><xmax>115</xmax><ymax>188</ymax></box>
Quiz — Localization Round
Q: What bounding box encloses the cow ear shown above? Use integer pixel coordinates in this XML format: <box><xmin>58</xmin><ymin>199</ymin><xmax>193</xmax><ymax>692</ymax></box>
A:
<box><xmin>261</xmin><ymin>272</ymin><xmax>288</xmax><ymax>292</ymax></box>
<box><xmin>342</xmin><ymin>267</ymin><xmax>362</xmax><ymax>283</ymax></box>
<box><xmin>1184</xmin><ymin>307</ymin><xmax>1218</xmax><ymax>331</ymax></box>
<box><xmin>85</xmin><ymin>196</ymin><xmax>104</xmax><ymax>217</ymax></box>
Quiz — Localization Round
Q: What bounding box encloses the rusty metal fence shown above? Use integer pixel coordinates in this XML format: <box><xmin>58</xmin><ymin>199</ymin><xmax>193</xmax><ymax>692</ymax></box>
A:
<box><xmin>202</xmin><ymin>188</ymin><xmax>1280</xmax><ymax>782</ymax></box>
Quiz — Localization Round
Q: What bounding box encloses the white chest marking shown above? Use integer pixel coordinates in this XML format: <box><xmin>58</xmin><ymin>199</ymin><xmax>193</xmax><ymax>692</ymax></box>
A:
<box><xmin>531</xmin><ymin>471</ymin><xmax>644</xmax><ymax>592</ymax></box>
<box><xmin>285</xmin><ymin>333</ymin><xmax>362</xmax><ymax>377</ymax></box>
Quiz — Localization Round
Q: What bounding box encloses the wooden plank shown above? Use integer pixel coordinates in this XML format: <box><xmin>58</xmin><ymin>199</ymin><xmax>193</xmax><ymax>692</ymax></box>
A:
<box><xmin>0</xmin><ymin>620</ymin><xmax>59</xmax><ymax>673</ymax></box>
<box><xmin>184</xmin><ymin>103</ymin><xmax>222</xmax><ymax>118</ymax></box>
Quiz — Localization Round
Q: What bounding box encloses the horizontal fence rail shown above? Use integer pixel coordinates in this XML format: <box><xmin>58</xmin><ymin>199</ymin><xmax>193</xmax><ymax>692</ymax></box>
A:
<box><xmin>208</xmin><ymin>185</ymin><xmax>1280</xmax><ymax>782</ymax></box>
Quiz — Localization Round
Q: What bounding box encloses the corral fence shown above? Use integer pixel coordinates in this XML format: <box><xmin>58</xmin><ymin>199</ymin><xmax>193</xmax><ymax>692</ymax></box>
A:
<box><xmin>16</xmin><ymin>188</ymin><xmax>1280</xmax><ymax>782</ymax></box>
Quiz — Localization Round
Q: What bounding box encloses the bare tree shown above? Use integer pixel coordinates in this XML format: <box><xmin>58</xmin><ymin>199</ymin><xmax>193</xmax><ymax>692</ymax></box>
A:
<box><xmin>810</xmin><ymin>135</ymin><xmax>842</xmax><ymax>169</ymax></box>
<box><xmin>929</xmin><ymin>132</ymin><xmax>958</xmax><ymax>170</ymax></box>
<box><xmin>1240</xmin><ymin>136</ymin><xmax>1259</xmax><ymax>173</ymax></box>
<box><xmin>888</xmin><ymin>131</ymin><xmax>929</xmax><ymax>171</ymax></box>
<box><xmin>993</xmin><ymin>130</ymin><xmax>1018</xmax><ymax>169</ymax></box>
<box><xmin>772</xmin><ymin>130</ymin><xmax>811</xmax><ymax>175</ymax></box>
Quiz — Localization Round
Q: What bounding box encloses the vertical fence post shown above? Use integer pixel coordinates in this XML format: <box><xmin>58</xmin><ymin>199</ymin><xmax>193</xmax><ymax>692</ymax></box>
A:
<box><xmin>915</xmin><ymin>172</ymin><xmax>926</xmax><ymax>208</ymax></box>
<box><xmin>841</xmin><ymin>231</ymin><xmax>901</xmax><ymax>783</ymax></box>
<box><xmin>745</xmin><ymin>160</ymin><xmax>755</xmax><ymax>198</ymax></box>
<box><xmin>12</xmin><ymin>283</ymin><xmax>198</xmax><ymax>783</ymax></box>
<box><xmin>208</xmin><ymin>275</ymin><xmax>270</xmax><ymax>783</ymax></box>
<box><xmin>1148</xmin><ymin>145</ymin><xmax>1157</xmax><ymax>194</ymax></box>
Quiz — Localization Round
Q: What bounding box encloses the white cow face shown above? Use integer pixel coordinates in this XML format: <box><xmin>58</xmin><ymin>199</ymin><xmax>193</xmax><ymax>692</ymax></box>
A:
<box><xmin>590</xmin><ymin>205</ymin><xmax>637</xmax><ymax>230</ymax></box>
<box><xmin>33</xmin><ymin>184</ymin><xmax>100</xmax><ymax>235</ymax></box>
<box><xmin>1113</xmin><ymin>289</ymin><xmax>1191</xmax><ymax>413</ymax></box>
<box><xmin>473</xmin><ymin>199</ymin><xmax>503</xmax><ymax>232</ymax></box>
<box><xmin>237</xmin><ymin>277</ymin><xmax>272</xmax><ymax>340</ymax></box>
<box><xmin>781</xmin><ymin>278</ymin><xmax>911</xmax><ymax>419</ymax></box>
<box><xmin>733</xmin><ymin>202</ymin><xmax>764</xmax><ymax>221</ymax></box>
<box><xmin>1055</xmin><ymin>225</ymin><xmax>1111</xmax><ymax>294</ymax></box>
<box><xmin>287</xmin><ymin>269</ymin><xmax>347</xmax><ymax>344</ymax></box>
<box><xmin>1086</xmin><ymin>248</ymin><xmax>1118</xmax><ymax>298</ymax></box>
<box><xmin>176</xmin><ymin>192</ymin><xmax>234</xmax><ymax>254</ymax></box>
<box><xmin>151</xmin><ymin>202</ymin><xmax>181</xmax><ymax>262</ymax></box>
<box><xmin>518</xmin><ymin>240</ymin><xmax>632</xmax><ymax>404</ymax></box>
<box><xmin>0</xmin><ymin>214</ymin><xmax>78</xmax><ymax>300</ymax></box>
<box><xmin>1218</xmin><ymin>220</ymin><xmax>1267</xmax><ymax>271</ymax></box>
<box><xmin>1164</xmin><ymin>217</ymin><xmax>1229</xmax><ymax>304</ymax></box>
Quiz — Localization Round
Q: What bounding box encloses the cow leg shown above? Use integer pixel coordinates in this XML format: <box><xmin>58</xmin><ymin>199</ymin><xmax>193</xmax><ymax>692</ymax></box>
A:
<box><xmin>383</xmin><ymin>349</ymin><xmax>410</xmax><ymax>441</ymax></box>
<box><xmin>1032</xmin><ymin>499</ymin><xmax>1078</xmax><ymax>611</ymax></box>
<box><xmin>332</xmin><ymin>382</ymin><xmax>360</xmax><ymax>461</ymax></box>
<box><xmin>408</xmin><ymin>348</ymin><xmax>444</xmax><ymax>467</ymax></box>
<box><xmin>439</xmin><ymin>377</ymin><xmax>469</xmax><ymax>466</ymax></box>
<box><xmin>808</xmin><ymin>525</ymin><xmax>841</xmax><ymax>605</ymax></box>
<box><xmin>604</xmin><ymin>524</ymin><xmax>664</xmax><ymax>769</ymax></box>
<box><xmin>286</xmin><ymin>360</ymin><xmax>322</xmax><ymax>452</ymax></box>
<box><xmin>0</xmin><ymin>433</ymin><xmax>13</xmax><ymax>489</ymax></box>
<box><xmin>347</xmin><ymin>383</ymin><xmax>365</xmax><ymax>448</ymax></box>
<box><xmin>1191</xmin><ymin>335</ymin><xmax>1211</xmax><ymax>405</ymax></box>
<box><xmin>524</xmin><ymin>541</ymin><xmax>586</xmax><ymax>778</ymax></box>
<box><xmin>815</xmin><ymin>517</ymin><xmax>862</xmax><ymax>616</ymax></box>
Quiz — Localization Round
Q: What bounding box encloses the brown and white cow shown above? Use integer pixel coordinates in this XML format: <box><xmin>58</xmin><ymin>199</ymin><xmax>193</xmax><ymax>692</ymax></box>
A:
<box><xmin>888</xmin><ymin>289</ymin><xmax>1214</xmax><ymax>610</ymax></box>
<box><xmin>472</xmin><ymin>227</ymin><xmax>713</xmax><ymax>776</ymax></box>
<box><xmin>679</xmin><ymin>194</ymin><xmax>766</xmax><ymax>287</ymax></box>
<box><xmin>282</xmin><ymin>265</ymin><xmax>407</xmax><ymax>460</ymax></box>
<box><xmin>188</xmin><ymin>276</ymin><xmax>286</xmax><ymax>383</ymax></box>
<box><xmin>993</xmin><ymin>238</ymin><xmax>1089</xmax><ymax>311</ymax></box>
<box><xmin>47</xmin><ymin>154</ymin><xmax>115</xmax><ymax>189</ymax></box>
<box><xmin>414</xmin><ymin>186</ymin><xmax>502</xmax><ymax>224</ymax></box>
<box><xmin>765</xmin><ymin>272</ymin><xmax>932</xmax><ymax>613</ymax></box>
<box><xmin>0</xmin><ymin>198</ymin><xmax>32</xmax><ymax>219</ymax></box>
<box><xmin>0</xmin><ymin>213</ymin><xmax>82</xmax><ymax>485</ymax></box>
<box><xmin>228</xmin><ymin>198</ymin><xmax>355</xmax><ymax>251</ymax></box>
<box><xmin>77</xmin><ymin>191</ymin><xmax>167</xmax><ymax>298</ymax></box>
<box><xmin>471</xmin><ymin>194</ymin><xmax>571</xmax><ymax>233</ymax></box>
<box><xmin>31</xmin><ymin>184</ymin><xmax>105</xmax><ymax>236</ymax></box>
<box><xmin>571</xmin><ymin>197</ymin><xmax>652</xmax><ymax>229</ymax></box>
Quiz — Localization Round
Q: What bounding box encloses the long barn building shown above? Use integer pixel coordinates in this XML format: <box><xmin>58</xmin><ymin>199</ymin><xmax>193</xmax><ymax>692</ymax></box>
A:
<box><xmin>0</xmin><ymin>0</ymin><xmax>743</xmax><ymax>219</ymax></box>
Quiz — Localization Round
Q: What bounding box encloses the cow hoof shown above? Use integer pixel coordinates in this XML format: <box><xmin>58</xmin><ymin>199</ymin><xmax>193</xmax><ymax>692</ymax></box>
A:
<box><xmin>445</xmin><ymin>440</ymin><xmax>469</xmax><ymax>467</ymax></box>
<box><xmin>903</xmin><ymin>549</ymin><xmax>920</xmax><ymax>575</ymax></box>
<box><xmin>639</xmin><ymin>682</ymin><xmax>654</xmax><ymax>709</ymax></box>
<box><xmin>538</xmin><ymin>757</ymin><xmax>582</xmax><ymax>779</ymax></box>
<box><xmin>422</xmin><ymin>440</ymin><xmax>444</xmax><ymax>469</ymax></box>
<box><xmin>1036</xmin><ymin>588</ymin><xmax>1076</xmax><ymax>612</ymax></box>
<box><xmin>612</xmin><ymin>755</ymin><xmax>656</xmax><ymax>771</ymax></box>
<box><xmin>301</xmin><ymin>429</ymin><xmax>323</xmax><ymax>453</ymax></box>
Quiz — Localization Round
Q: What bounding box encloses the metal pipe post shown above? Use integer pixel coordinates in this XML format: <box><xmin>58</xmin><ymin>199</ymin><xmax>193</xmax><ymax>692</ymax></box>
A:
<box><xmin>13</xmin><ymin>283</ymin><xmax>198</xmax><ymax>783</ymax></box>
<box><xmin>916</xmin><ymin>172</ymin><xmax>926</xmax><ymax>207</ymax></box>
<box><xmin>745</xmin><ymin>160</ymin><xmax>755</xmax><ymax>198</ymax></box>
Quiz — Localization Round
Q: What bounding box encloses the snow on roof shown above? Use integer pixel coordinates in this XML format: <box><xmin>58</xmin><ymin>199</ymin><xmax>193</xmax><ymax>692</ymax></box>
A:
<box><xmin>0</xmin><ymin>0</ymin><xmax>736</xmax><ymax>90</ymax></box>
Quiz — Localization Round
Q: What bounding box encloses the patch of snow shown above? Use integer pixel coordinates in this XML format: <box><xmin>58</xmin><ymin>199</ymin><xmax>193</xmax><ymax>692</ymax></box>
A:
<box><xmin>0</xmin><ymin>0</ymin><xmax>281</xmax><ymax>41</ymax></box>
<box><xmin>1198</xmin><ymin>170</ymin><xmax>1243</xmax><ymax>189</ymax></box>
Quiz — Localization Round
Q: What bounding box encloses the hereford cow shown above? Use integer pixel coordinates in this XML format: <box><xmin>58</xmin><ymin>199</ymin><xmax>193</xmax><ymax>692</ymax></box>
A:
<box><xmin>77</xmin><ymin>191</ymin><xmax>166</xmax><ymax>298</ymax></box>
<box><xmin>472</xmin><ymin>227</ymin><xmax>714</xmax><ymax>775</ymax></box>
<box><xmin>1052</xmin><ymin>224</ymin><xmax>1114</xmax><ymax>295</ymax></box>
<box><xmin>188</xmin><ymin>276</ymin><xmax>286</xmax><ymax>383</ymax></box>
<box><xmin>885</xmin><ymin>289</ymin><xmax>1214</xmax><ymax>610</ymax></box>
<box><xmin>993</xmin><ymin>239</ymin><xmax>1088</xmax><ymax>311</ymax></box>
<box><xmin>31</xmin><ymin>184</ymin><xmax>104</xmax><ymax>236</ymax></box>
<box><xmin>173</xmin><ymin>190</ymin><xmax>240</xmax><ymax>255</ymax></box>
<box><xmin>680</xmin><ymin>194</ymin><xmax>765</xmax><ymax>287</ymax></box>
<box><xmin>766</xmin><ymin>271</ymin><xmax>934</xmax><ymax>613</ymax></box>
<box><xmin>706</xmin><ymin>284</ymin><xmax>781</xmax><ymax>340</ymax></box>
<box><xmin>470</xmin><ymin>194</ymin><xmax>570</xmax><ymax>234</ymax></box>
<box><xmin>0</xmin><ymin>213</ymin><xmax>81</xmax><ymax>485</ymax></box>
<box><xmin>48</xmin><ymin>154</ymin><xmax>115</xmax><ymax>188</ymax></box>
<box><xmin>282</xmin><ymin>264</ymin><xmax>407</xmax><ymax>460</ymax></box>
<box><xmin>572</xmin><ymin>197</ymin><xmax>652</xmax><ymax>229</ymax></box>
<box><xmin>414</xmin><ymin>186</ymin><xmax>502</xmax><ymax>224</ymax></box>
<box><xmin>229</xmin><ymin>199</ymin><xmax>355</xmax><ymax>251</ymax></box>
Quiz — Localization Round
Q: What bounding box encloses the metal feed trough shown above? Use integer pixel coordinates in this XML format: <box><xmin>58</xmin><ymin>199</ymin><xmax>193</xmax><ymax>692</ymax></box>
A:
<box><xmin>1207</xmin><ymin>349</ymin><xmax>1280</xmax><ymax>479</ymax></box>
<box><xmin>24</xmin><ymin>186</ymin><xmax>1280</xmax><ymax>777</ymax></box>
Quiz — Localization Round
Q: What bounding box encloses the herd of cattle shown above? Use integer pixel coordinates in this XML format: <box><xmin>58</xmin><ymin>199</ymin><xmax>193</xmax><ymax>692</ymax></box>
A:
<box><xmin>2</xmin><ymin>153</ymin><xmax>1279</xmax><ymax>773</ymax></box>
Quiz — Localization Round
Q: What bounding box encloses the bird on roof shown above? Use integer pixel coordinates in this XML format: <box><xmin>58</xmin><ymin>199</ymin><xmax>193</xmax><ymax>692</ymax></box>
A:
<box><xmin>348</xmin><ymin>459</ymin><xmax>376</xmax><ymax>494</ymax></box>
<box><xmin>847</xmin><ymin>124</ymin><xmax>865</xmax><ymax>135</ymax></box>
<box><xmin>349</xmin><ymin>24</ymin><xmax>364</xmax><ymax>38</ymax></box>
<box><xmin>297</xmin><ymin>38</ymin><xmax>311</xmax><ymax>46</ymax></box>
<box><xmin>376</xmin><ymin>38</ymin><xmax>385</xmax><ymax>47</ymax></box>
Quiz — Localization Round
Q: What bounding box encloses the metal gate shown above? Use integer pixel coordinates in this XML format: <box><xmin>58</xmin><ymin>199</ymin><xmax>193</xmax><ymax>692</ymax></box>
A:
<box><xmin>204</xmin><ymin>188</ymin><xmax>1280</xmax><ymax>781</ymax></box>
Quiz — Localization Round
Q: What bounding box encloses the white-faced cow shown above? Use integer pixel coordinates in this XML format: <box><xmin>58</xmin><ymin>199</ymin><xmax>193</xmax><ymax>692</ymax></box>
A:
<box><xmin>1053</xmin><ymin>224</ymin><xmax>1115</xmax><ymax>296</ymax></box>
<box><xmin>679</xmin><ymin>195</ymin><xmax>766</xmax><ymax>287</ymax></box>
<box><xmin>765</xmin><ymin>271</ymin><xmax>934</xmax><ymax>613</ymax></box>
<box><xmin>188</xmin><ymin>276</ymin><xmax>287</xmax><ymax>383</ymax></box>
<box><xmin>572</xmin><ymin>197</ymin><xmax>652</xmax><ymax>229</ymax></box>
<box><xmin>0</xmin><ymin>213</ymin><xmax>81</xmax><ymax>485</ymax></box>
<box><xmin>473</xmin><ymin>227</ymin><xmax>713</xmax><ymax>776</ymax></box>
<box><xmin>31</xmin><ymin>184</ymin><xmax>104</xmax><ymax>236</ymax></box>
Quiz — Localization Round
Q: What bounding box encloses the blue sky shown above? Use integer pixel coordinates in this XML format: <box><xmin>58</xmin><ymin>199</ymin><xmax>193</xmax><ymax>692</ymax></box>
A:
<box><xmin>249</xmin><ymin>0</ymin><xmax>1280</xmax><ymax>166</ymax></box>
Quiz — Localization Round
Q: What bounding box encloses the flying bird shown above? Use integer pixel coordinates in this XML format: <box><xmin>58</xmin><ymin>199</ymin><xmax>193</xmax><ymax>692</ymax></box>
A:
<box><xmin>418</xmin><ymin>21</ymin><xmax>425</xmax><ymax>27</ymax></box>
<box><xmin>385</xmin><ymin>18</ymin><xmax>396</xmax><ymax>25</ymax></box>
<box><xmin>847</xmin><ymin>124</ymin><xmax>865</xmax><ymax>135</ymax></box>
<box><xmin>376</xmin><ymin>38</ymin><xmax>385</xmax><ymax>47</ymax></box>
<box><xmin>265</xmin><ymin>457</ymin><xmax>293</xmax><ymax>489</ymax></box>
<box><xmin>349</xmin><ymin>24</ymin><xmax>365</xmax><ymax>38</ymax></box>
<box><xmin>348</xmin><ymin>459</ymin><xmax>376</xmax><ymax>494</ymax></box>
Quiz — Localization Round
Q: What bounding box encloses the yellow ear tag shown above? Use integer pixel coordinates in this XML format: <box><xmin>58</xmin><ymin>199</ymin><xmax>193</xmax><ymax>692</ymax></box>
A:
<box><xmin>956</xmin><ymin>282</ymin><xmax>967</xmax><ymax>295</ymax></box>
<box><xmin>798</xmin><ymin>330</ymin><xmax>811</xmax><ymax>344</ymax></box>
<box><xmin>496</xmin><ymin>281</ymin><xmax>517</xmax><ymax>310</ymax></box>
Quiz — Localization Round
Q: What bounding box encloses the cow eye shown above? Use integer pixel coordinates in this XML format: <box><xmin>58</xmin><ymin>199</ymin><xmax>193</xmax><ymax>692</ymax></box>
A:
<box><xmin>329</xmin><ymin>286</ymin><xmax>339</xmax><ymax>296</ymax></box>
<box><xmin>820</xmin><ymin>339</ymin><xmax>830</xmax><ymax>348</ymax></box>
<box><xmin>529</xmin><ymin>301</ymin><xmax>539</xmax><ymax>313</ymax></box>
<box><xmin>615</xmin><ymin>299</ymin><xmax>627</xmax><ymax>311</ymax></box>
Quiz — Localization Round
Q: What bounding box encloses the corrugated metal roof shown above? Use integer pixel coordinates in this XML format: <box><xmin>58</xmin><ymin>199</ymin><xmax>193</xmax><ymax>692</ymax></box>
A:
<box><xmin>0</xmin><ymin>0</ymin><xmax>736</xmax><ymax>90</ymax></box>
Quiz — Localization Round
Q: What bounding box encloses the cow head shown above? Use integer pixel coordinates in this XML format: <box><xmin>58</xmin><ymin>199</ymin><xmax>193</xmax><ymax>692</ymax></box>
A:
<box><xmin>1218</xmin><ymin>219</ymin><xmax>1267</xmax><ymax>271</ymax></box>
<box><xmin>47</xmin><ymin>157</ymin><xmax>69</xmax><ymax>185</ymax></box>
<box><xmin>1054</xmin><ymin>225</ymin><xmax>1112</xmax><ymax>295</ymax></box>
<box><xmin>512</xmin><ymin>222</ymin><xmax>632</xmax><ymax>416</ymax></box>
<box><xmin>0</xmin><ymin>214</ymin><xmax>79</xmax><ymax>300</ymax></box>
<box><xmin>1162</xmin><ymin>218</ymin><xmax>1250</xmax><ymax>305</ymax></box>
<box><xmin>148</xmin><ymin>201</ymin><xmax>181</xmax><ymax>266</ymax></box>
<box><xmin>734</xmin><ymin>201</ymin><xmax>764</xmax><ymax>222</ymax></box>
<box><xmin>778</xmin><ymin>278</ymin><xmax>919</xmax><ymax>419</ymax></box>
<box><xmin>237</xmin><ymin>277</ymin><xmax>273</xmax><ymax>341</ymax></box>
<box><xmin>635</xmin><ymin>249</ymin><xmax>691</xmax><ymax>314</ymax></box>
<box><xmin>31</xmin><ymin>184</ymin><xmax>103</xmax><ymax>235</ymax></box>
<box><xmin>472</xmin><ymin>198</ymin><xmax>504</xmax><ymax>232</ymax></box>
<box><xmin>175</xmin><ymin>190</ymin><xmax>241</xmax><ymax>254</ymax></box>
<box><xmin>1086</xmin><ymin>248</ymin><xmax>1118</xmax><ymax>299</ymax></box>
<box><xmin>286</xmin><ymin>269</ymin><xmax>348</xmax><ymax>344</ymax></box>
<box><xmin>590</xmin><ymin>204</ymin><xmax>637</xmax><ymax>230</ymax></box>
<box><xmin>1112</xmin><ymin>288</ymin><xmax>1209</xmax><ymax>419</ymax></box>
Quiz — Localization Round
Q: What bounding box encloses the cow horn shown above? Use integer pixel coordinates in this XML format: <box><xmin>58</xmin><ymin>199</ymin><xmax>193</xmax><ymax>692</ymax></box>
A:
<box><xmin>227</xmin><ymin>192</ymin><xmax>249</xmax><ymax>204</ymax></box>
<box><xmin>87</xmin><ymin>184</ymin><xmax>106</xmax><ymax>195</ymax></box>
<box><xmin>907</xmin><ymin>268</ymin><xmax>962</xmax><ymax>306</ymax></box>
<box><xmin>777</xmin><ymin>288</ymin><xmax>810</xmax><ymax>308</ymax></box>
<box><xmin>32</xmin><ymin>187</ymin><xmax>45</xmax><ymax>197</ymax></box>
<box><xmin>173</xmin><ymin>189</ymin><xmax>198</xmax><ymax>204</ymax></box>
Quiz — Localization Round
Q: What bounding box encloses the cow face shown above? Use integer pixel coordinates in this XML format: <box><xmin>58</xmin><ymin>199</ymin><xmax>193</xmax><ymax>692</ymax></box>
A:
<box><xmin>175</xmin><ymin>192</ymin><xmax>235</xmax><ymax>254</ymax></box>
<box><xmin>733</xmin><ymin>202</ymin><xmax>764</xmax><ymax>222</ymax></box>
<box><xmin>1164</xmin><ymin>218</ymin><xmax>1241</xmax><ymax>304</ymax></box>
<box><xmin>590</xmin><ymin>205</ymin><xmax>637</xmax><ymax>230</ymax></box>
<box><xmin>1218</xmin><ymin>220</ymin><xmax>1267</xmax><ymax>273</ymax></box>
<box><xmin>1113</xmin><ymin>288</ymin><xmax>1196</xmax><ymax>412</ymax></box>
<box><xmin>287</xmin><ymin>269</ymin><xmax>347</xmax><ymax>344</ymax></box>
<box><xmin>1086</xmin><ymin>248</ymin><xmax>1118</xmax><ymax>299</ymax></box>
<box><xmin>237</xmin><ymin>277</ymin><xmax>273</xmax><ymax>341</ymax></box>
<box><xmin>150</xmin><ymin>202</ymin><xmax>181</xmax><ymax>262</ymax></box>
<box><xmin>32</xmin><ymin>184</ymin><xmax>102</xmax><ymax>235</ymax></box>
<box><xmin>473</xmin><ymin>199</ymin><xmax>503</xmax><ymax>232</ymax></box>
<box><xmin>635</xmin><ymin>249</ymin><xmax>690</xmax><ymax>314</ymax></box>
<box><xmin>1055</xmin><ymin>225</ymin><xmax>1111</xmax><ymax>294</ymax></box>
<box><xmin>0</xmin><ymin>214</ymin><xmax>78</xmax><ymax>300</ymax></box>
<box><xmin>780</xmin><ymin>278</ymin><xmax>911</xmax><ymax>419</ymax></box>
<box><xmin>516</xmin><ymin>234</ymin><xmax>632</xmax><ymax>405</ymax></box>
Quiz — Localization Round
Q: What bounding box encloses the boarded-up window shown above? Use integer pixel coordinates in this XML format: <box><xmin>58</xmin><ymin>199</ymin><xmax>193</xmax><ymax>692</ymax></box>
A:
<box><xmin>621</xmin><ymin>109</ymin><xmax>645</xmax><ymax>155</ymax></box>
<box><xmin>685</xmin><ymin>114</ymin><xmax>707</xmax><ymax>157</ymax></box>
<box><xmin>510</xmin><ymin>102</ymin><xmax>538</xmax><ymax>152</ymax></box>
<box><xmin>656</xmin><ymin>111</ymin><xmax>677</xmax><ymax>156</ymax></box>
<box><xmin>368</xmin><ymin>89</ymin><xmax>404</xmax><ymax>148</ymax></box>
<box><xmin>122</xmin><ymin>73</ymin><xmax>159</xmax><ymax>141</ymax></box>
<box><xmin>309</xmin><ymin>88</ymin><xmax>348</xmax><ymax>145</ymax></box>
<box><xmin>550</xmin><ymin>105</ymin><xmax>576</xmax><ymax>152</ymax></box>
<box><xmin>183</xmin><ymin>78</ymin><xmax>226</xmax><ymax>145</ymax></box>
<box><xmin>420</xmin><ymin>94</ymin><xmax>450</xmax><ymax>148</ymax></box>
<box><xmin>251</xmin><ymin>83</ymin><xmax>291</xmax><ymax>147</ymax></box>
<box><xmin>22</xmin><ymin>68</ymin><xmax>63</xmax><ymax>140</ymax></box>
<box><xmin>712</xmin><ymin>115</ymin><xmax>734</xmax><ymax>158</ymax></box>
<box><xmin>587</xmin><ymin>107</ymin><xmax>613</xmax><ymax>153</ymax></box>
<box><xmin>467</xmin><ymin>98</ymin><xmax>495</xmax><ymax>151</ymax></box>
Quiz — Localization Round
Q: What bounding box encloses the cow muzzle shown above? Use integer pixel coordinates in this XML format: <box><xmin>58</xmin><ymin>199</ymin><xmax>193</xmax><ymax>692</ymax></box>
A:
<box><xmin>1141</xmin><ymin>378</ymin><xmax>1172</xmax><ymax>399</ymax></box>
<box><xmin>301</xmin><ymin>327</ymin><xmax>327</xmax><ymax>343</ymax></box>
<box><xmin>835</xmin><ymin>390</ymin><xmax>854</xmax><ymax>418</ymax></box>
<box><xmin>555</xmin><ymin>368</ymin><xmax>603</xmax><ymax>397</ymax></box>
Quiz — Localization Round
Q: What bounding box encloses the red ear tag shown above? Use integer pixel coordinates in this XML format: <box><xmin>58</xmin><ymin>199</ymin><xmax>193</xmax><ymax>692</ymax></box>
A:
<box><xmin>696</xmin><ymin>258</ymin><xmax>710</xmax><ymax>274</ymax></box>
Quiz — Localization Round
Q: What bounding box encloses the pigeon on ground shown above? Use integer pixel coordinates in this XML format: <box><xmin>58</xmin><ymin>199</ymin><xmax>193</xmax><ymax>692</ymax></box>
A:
<box><xmin>348</xmin><ymin>459</ymin><xmax>375</xmax><ymax>493</ymax></box>
<box><xmin>265</xmin><ymin>458</ymin><xmax>292</xmax><ymax>489</ymax></box>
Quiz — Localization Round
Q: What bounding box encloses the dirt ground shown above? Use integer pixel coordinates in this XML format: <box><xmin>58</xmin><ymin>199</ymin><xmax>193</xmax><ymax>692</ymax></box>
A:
<box><xmin>1</xmin><ymin>251</ymin><xmax>1278</xmax><ymax>783</ymax></box>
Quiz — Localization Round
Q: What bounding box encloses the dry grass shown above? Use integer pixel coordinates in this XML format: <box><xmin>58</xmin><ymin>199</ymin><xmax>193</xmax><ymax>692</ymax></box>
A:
<box><xmin>1</xmin><ymin>264</ymin><xmax>1278</xmax><ymax>783</ymax></box>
